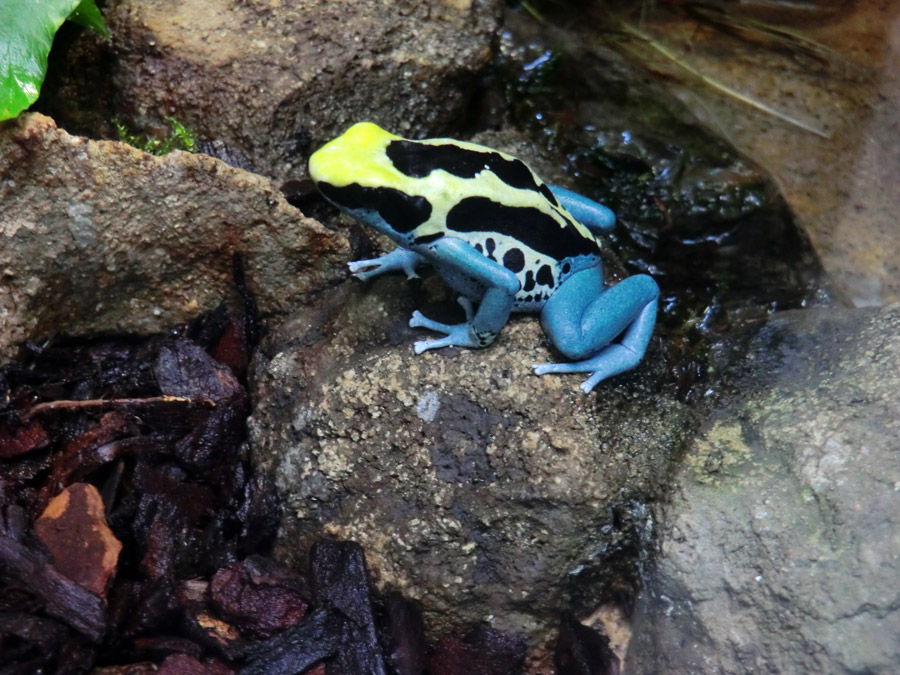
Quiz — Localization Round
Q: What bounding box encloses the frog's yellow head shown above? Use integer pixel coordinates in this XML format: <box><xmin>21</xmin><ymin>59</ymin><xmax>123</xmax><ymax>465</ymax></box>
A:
<box><xmin>308</xmin><ymin>123</ymin><xmax>435</xmax><ymax>238</ymax></box>
<box><xmin>308</xmin><ymin>122</ymin><xmax>403</xmax><ymax>189</ymax></box>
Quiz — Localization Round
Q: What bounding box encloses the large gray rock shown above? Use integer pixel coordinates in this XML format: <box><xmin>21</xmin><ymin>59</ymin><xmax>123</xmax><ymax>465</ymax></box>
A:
<box><xmin>249</xmin><ymin>266</ymin><xmax>694</xmax><ymax>642</ymax></box>
<box><xmin>629</xmin><ymin>305</ymin><xmax>900</xmax><ymax>674</ymax></box>
<box><xmin>0</xmin><ymin>113</ymin><xmax>347</xmax><ymax>361</ymax></box>
<box><xmin>45</xmin><ymin>0</ymin><xmax>503</xmax><ymax>181</ymax></box>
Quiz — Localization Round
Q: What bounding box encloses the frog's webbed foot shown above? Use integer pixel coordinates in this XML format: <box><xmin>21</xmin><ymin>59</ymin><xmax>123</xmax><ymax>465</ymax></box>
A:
<box><xmin>410</xmin><ymin>297</ymin><xmax>487</xmax><ymax>353</ymax></box>
<box><xmin>533</xmin><ymin>344</ymin><xmax>642</xmax><ymax>393</ymax></box>
<box><xmin>348</xmin><ymin>248</ymin><xmax>424</xmax><ymax>281</ymax></box>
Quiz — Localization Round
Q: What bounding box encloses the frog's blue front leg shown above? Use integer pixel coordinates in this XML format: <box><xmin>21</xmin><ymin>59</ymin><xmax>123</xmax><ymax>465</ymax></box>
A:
<box><xmin>348</xmin><ymin>248</ymin><xmax>425</xmax><ymax>281</ymax></box>
<box><xmin>548</xmin><ymin>185</ymin><xmax>616</xmax><ymax>234</ymax></box>
<box><xmin>534</xmin><ymin>267</ymin><xmax>658</xmax><ymax>393</ymax></box>
<box><xmin>409</xmin><ymin>237</ymin><xmax>520</xmax><ymax>352</ymax></box>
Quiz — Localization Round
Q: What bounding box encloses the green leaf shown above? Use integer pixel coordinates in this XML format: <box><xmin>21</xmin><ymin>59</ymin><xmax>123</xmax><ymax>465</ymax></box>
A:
<box><xmin>0</xmin><ymin>0</ymin><xmax>108</xmax><ymax>121</ymax></box>
<box><xmin>68</xmin><ymin>0</ymin><xmax>109</xmax><ymax>38</ymax></box>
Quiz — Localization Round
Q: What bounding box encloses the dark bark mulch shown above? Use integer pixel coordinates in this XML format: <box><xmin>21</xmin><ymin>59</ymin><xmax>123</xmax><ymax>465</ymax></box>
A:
<box><xmin>0</xmin><ymin>285</ymin><xmax>619</xmax><ymax>674</ymax></box>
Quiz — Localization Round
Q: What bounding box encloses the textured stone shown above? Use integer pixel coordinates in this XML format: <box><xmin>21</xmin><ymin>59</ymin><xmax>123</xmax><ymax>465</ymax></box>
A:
<box><xmin>250</xmin><ymin>271</ymin><xmax>692</xmax><ymax>641</ymax></box>
<box><xmin>629</xmin><ymin>305</ymin><xmax>900</xmax><ymax>674</ymax></box>
<box><xmin>43</xmin><ymin>0</ymin><xmax>503</xmax><ymax>182</ymax></box>
<box><xmin>0</xmin><ymin>113</ymin><xmax>348</xmax><ymax>360</ymax></box>
<box><xmin>621</xmin><ymin>0</ymin><xmax>900</xmax><ymax>306</ymax></box>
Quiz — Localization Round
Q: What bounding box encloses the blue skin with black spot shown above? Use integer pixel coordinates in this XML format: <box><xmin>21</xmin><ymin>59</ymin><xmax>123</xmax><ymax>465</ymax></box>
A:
<box><xmin>309</xmin><ymin>124</ymin><xmax>659</xmax><ymax>393</ymax></box>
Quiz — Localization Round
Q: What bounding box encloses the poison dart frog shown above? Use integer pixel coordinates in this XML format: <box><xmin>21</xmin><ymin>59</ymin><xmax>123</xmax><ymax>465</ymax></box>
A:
<box><xmin>308</xmin><ymin>122</ymin><xmax>659</xmax><ymax>393</ymax></box>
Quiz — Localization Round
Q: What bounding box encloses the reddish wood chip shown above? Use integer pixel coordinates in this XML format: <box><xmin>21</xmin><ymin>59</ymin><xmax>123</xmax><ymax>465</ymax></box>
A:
<box><xmin>34</xmin><ymin>483</ymin><xmax>123</xmax><ymax>597</ymax></box>
<box><xmin>45</xmin><ymin>411</ymin><xmax>130</xmax><ymax>494</ymax></box>
<box><xmin>210</xmin><ymin>559</ymin><xmax>308</xmax><ymax>639</ymax></box>
<box><xmin>0</xmin><ymin>419</ymin><xmax>49</xmax><ymax>458</ymax></box>
<box><xmin>157</xmin><ymin>654</ymin><xmax>233</xmax><ymax>675</ymax></box>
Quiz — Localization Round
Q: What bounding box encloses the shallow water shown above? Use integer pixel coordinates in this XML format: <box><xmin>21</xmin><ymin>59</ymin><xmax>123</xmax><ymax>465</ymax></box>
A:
<box><xmin>615</xmin><ymin>0</ymin><xmax>900</xmax><ymax>308</ymax></box>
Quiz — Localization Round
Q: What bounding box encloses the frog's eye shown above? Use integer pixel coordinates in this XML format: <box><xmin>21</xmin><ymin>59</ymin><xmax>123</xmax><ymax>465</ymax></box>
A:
<box><xmin>318</xmin><ymin>182</ymin><xmax>432</xmax><ymax>234</ymax></box>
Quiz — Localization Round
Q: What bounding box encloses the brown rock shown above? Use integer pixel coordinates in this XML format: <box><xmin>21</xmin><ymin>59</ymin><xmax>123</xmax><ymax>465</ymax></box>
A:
<box><xmin>250</xmin><ymin>275</ymin><xmax>691</xmax><ymax>641</ymax></box>
<box><xmin>34</xmin><ymin>483</ymin><xmax>123</xmax><ymax>597</ymax></box>
<box><xmin>43</xmin><ymin>0</ymin><xmax>503</xmax><ymax>182</ymax></box>
<box><xmin>0</xmin><ymin>113</ymin><xmax>349</xmax><ymax>361</ymax></box>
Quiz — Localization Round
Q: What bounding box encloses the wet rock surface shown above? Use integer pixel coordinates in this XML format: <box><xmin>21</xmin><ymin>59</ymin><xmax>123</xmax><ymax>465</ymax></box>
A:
<box><xmin>41</xmin><ymin>0</ymin><xmax>503</xmax><ymax>182</ymax></box>
<box><xmin>494</xmin><ymin>9</ymin><xmax>826</xmax><ymax>330</ymax></box>
<box><xmin>614</xmin><ymin>0</ymin><xmax>900</xmax><ymax>307</ymax></box>
<box><xmin>0</xmin><ymin>113</ymin><xmax>347</xmax><ymax>362</ymax></box>
<box><xmin>249</xmin><ymin>269</ymin><xmax>694</xmax><ymax>642</ymax></box>
<box><xmin>628</xmin><ymin>304</ymin><xmax>900</xmax><ymax>674</ymax></box>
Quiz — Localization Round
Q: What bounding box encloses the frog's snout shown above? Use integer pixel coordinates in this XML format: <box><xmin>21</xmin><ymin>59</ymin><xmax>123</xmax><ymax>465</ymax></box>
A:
<box><xmin>307</xmin><ymin>140</ymin><xmax>335</xmax><ymax>185</ymax></box>
<box><xmin>308</xmin><ymin>122</ymin><xmax>397</xmax><ymax>187</ymax></box>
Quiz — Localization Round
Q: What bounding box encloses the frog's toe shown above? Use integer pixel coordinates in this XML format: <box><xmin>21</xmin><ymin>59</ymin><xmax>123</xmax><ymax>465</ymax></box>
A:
<box><xmin>414</xmin><ymin>336</ymin><xmax>453</xmax><ymax>354</ymax></box>
<box><xmin>532</xmin><ymin>362</ymin><xmax>584</xmax><ymax>375</ymax></box>
<box><xmin>533</xmin><ymin>362</ymin><xmax>561</xmax><ymax>375</ymax></box>
<box><xmin>410</xmin><ymin>313</ymin><xmax>480</xmax><ymax>352</ymax></box>
<box><xmin>347</xmin><ymin>260</ymin><xmax>368</xmax><ymax>273</ymax></box>
<box><xmin>409</xmin><ymin>311</ymin><xmax>453</xmax><ymax>333</ymax></box>
<box><xmin>580</xmin><ymin>372</ymin><xmax>605</xmax><ymax>394</ymax></box>
<box><xmin>351</xmin><ymin>269</ymin><xmax>379</xmax><ymax>282</ymax></box>
<box><xmin>401</xmin><ymin>259</ymin><xmax>422</xmax><ymax>280</ymax></box>
<box><xmin>349</xmin><ymin>249</ymin><xmax>425</xmax><ymax>281</ymax></box>
<box><xmin>539</xmin><ymin>345</ymin><xmax>643</xmax><ymax>391</ymax></box>
<box><xmin>533</xmin><ymin>362</ymin><xmax>611</xmax><ymax>393</ymax></box>
<box><xmin>413</xmin><ymin>328</ymin><xmax>473</xmax><ymax>353</ymax></box>
<box><xmin>347</xmin><ymin>260</ymin><xmax>380</xmax><ymax>281</ymax></box>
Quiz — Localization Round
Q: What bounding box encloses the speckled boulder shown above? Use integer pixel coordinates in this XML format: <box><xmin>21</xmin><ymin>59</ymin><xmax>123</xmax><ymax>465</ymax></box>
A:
<box><xmin>629</xmin><ymin>305</ymin><xmax>900</xmax><ymax>674</ymax></box>
<box><xmin>249</xmin><ymin>267</ymin><xmax>693</xmax><ymax>642</ymax></box>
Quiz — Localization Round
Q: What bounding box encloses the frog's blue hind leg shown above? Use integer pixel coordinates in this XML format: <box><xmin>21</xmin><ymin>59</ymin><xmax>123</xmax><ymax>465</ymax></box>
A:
<box><xmin>534</xmin><ymin>268</ymin><xmax>658</xmax><ymax>393</ymax></box>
